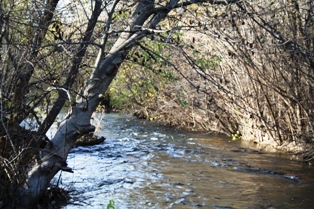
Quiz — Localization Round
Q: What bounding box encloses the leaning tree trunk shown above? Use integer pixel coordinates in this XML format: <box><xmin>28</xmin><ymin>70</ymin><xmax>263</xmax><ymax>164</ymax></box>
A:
<box><xmin>14</xmin><ymin>0</ymin><xmax>166</xmax><ymax>207</ymax></box>
<box><xmin>15</xmin><ymin>42</ymin><xmax>123</xmax><ymax>209</ymax></box>
<box><xmin>14</xmin><ymin>0</ymin><xmax>233</xmax><ymax>207</ymax></box>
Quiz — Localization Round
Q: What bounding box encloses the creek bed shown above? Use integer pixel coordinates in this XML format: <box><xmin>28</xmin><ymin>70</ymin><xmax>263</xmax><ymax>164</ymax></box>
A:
<box><xmin>54</xmin><ymin>113</ymin><xmax>314</xmax><ymax>209</ymax></box>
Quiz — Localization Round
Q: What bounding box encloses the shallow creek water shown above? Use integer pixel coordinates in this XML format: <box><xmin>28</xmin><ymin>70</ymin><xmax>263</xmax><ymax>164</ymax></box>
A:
<box><xmin>55</xmin><ymin>113</ymin><xmax>314</xmax><ymax>209</ymax></box>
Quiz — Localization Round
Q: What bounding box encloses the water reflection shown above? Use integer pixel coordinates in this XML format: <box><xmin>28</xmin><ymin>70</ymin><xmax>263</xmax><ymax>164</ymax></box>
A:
<box><xmin>56</xmin><ymin>114</ymin><xmax>314</xmax><ymax>209</ymax></box>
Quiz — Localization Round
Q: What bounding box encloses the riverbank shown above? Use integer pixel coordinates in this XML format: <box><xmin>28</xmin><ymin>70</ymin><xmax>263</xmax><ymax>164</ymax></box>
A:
<box><xmin>240</xmin><ymin>139</ymin><xmax>314</xmax><ymax>164</ymax></box>
<box><xmin>127</xmin><ymin>108</ymin><xmax>314</xmax><ymax>163</ymax></box>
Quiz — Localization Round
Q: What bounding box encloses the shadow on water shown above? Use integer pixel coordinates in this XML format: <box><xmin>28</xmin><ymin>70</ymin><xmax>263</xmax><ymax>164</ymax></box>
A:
<box><xmin>55</xmin><ymin>114</ymin><xmax>314</xmax><ymax>209</ymax></box>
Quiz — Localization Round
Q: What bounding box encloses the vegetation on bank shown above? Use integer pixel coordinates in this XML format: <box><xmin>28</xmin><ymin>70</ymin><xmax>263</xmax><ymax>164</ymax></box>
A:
<box><xmin>109</xmin><ymin>1</ymin><xmax>314</xmax><ymax>154</ymax></box>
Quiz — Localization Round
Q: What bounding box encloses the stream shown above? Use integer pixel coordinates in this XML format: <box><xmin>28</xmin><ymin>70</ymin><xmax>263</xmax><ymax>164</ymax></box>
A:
<box><xmin>54</xmin><ymin>113</ymin><xmax>314</xmax><ymax>209</ymax></box>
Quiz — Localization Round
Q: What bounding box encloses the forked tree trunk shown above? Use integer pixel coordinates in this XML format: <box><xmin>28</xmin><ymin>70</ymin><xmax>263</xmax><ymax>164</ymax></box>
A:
<box><xmin>14</xmin><ymin>0</ymin><xmax>235</xmax><ymax>207</ymax></box>
<box><xmin>15</xmin><ymin>43</ymin><xmax>127</xmax><ymax>209</ymax></box>
<box><xmin>15</xmin><ymin>1</ymin><xmax>157</xmax><ymax>207</ymax></box>
<box><xmin>15</xmin><ymin>53</ymin><xmax>119</xmax><ymax>209</ymax></box>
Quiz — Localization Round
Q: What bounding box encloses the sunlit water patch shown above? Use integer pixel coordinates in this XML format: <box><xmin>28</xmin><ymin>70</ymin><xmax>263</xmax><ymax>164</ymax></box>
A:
<box><xmin>54</xmin><ymin>114</ymin><xmax>314</xmax><ymax>209</ymax></box>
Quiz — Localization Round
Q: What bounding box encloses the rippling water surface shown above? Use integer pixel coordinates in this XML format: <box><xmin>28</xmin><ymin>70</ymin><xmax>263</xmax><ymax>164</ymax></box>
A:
<box><xmin>56</xmin><ymin>114</ymin><xmax>314</xmax><ymax>209</ymax></box>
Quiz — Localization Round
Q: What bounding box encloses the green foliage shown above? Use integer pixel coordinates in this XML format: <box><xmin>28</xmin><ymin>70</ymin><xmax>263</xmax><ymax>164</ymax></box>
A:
<box><xmin>109</xmin><ymin>36</ymin><xmax>179</xmax><ymax>110</ymax></box>
<box><xmin>176</xmin><ymin>90</ymin><xmax>188</xmax><ymax>107</ymax></box>
<box><xmin>231</xmin><ymin>131</ymin><xmax>242</xmax><ymax>141</ymax></box>
<box><xmin>156</xmin><ymin>69</ymin><xmax>178</xmax><ymax>81</ymax></box>
<box><xmin>109</xmin><ymin>67</ymin><xmax>160</xmax><ymax>110</ymax></box>
<box><xmin>106</xmin><ymin>199</ymin><xmax>115</xmax><ymax>209</ymax></box>
<box><xmin>197</xmin><ymin>55</ymin><xmax>222</xmax><ymax>70</ymax></box>
<box><xmin>108</xmin><ymin>82</ymin><xmax>133</xmax><ymax>109</ymax></box>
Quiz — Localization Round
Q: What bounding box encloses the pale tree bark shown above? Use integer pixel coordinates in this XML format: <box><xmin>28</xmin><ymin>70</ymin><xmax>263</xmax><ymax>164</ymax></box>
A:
<box><xmin>16</xmin><ymin>0</ymin><xmax>156</xmax><ymax>207</ymax></box>
<box><xmin>14</xmin><ymin>0</ymin><xmax>238</xmax><ymax>207</ymax></box>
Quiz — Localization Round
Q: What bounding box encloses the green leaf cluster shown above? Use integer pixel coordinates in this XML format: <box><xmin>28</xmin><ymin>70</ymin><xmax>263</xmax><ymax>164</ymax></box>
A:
<box><xmin>106</xmin><ymin>199</ymin><xmax>115</xmax><ymax>209</ymax></box>
<box><xmin>109</xmin><ymin>36</ymin><xmax>178</xmax><ymax>110</ymax></box>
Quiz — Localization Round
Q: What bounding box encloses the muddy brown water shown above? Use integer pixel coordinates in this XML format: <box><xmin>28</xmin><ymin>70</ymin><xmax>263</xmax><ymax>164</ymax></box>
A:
<box><xmin>54</xmin><ymin>113</ymin><xmax>314</xmax><ymax>209</ymax></box>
